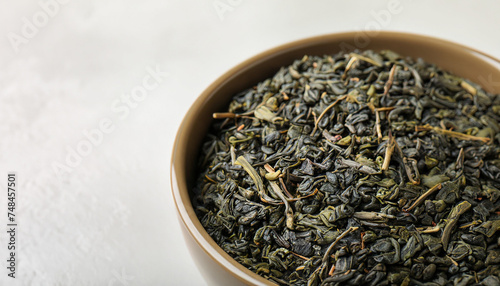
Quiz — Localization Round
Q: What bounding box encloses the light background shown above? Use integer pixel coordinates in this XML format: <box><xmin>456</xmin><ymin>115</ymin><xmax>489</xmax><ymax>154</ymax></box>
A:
<box><xmin>0</xmin><ymin>1</ymin><xmax>499</xmax><ymax>285</ymax></box>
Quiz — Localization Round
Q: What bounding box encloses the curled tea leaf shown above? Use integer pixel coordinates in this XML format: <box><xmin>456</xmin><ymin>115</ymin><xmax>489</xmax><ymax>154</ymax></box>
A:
<box><xmin>254</xmin><ymin>106</ymin><xmax>283</xmax><ymax>123</ymax></box>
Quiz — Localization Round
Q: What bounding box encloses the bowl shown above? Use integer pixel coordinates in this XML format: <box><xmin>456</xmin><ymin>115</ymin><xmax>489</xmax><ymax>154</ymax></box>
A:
<box><xmin>170</xmin><ymin>31</ymin><xmax>500</xmax><ymax>286</ymax></box>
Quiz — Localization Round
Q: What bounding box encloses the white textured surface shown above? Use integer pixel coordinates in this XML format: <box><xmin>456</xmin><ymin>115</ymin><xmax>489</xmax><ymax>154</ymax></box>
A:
<box><xmin>0</xmin><ymin>1</ymin><xmax>499</xmax><ymax>285</ymax></box>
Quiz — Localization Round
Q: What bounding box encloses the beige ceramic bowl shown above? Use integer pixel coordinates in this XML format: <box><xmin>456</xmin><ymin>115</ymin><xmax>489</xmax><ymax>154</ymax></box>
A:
<box><xmin>171</xmin><ymin>31</ymin><xmax>500</xmax><ymax>286</ymax></box>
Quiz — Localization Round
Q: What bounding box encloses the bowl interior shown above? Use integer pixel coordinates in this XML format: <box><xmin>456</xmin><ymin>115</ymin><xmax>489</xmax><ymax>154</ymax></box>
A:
<box><xmin>171</xmin><ymin>31</ymin><xmax>500</xmax><ymax>285</ymax></box>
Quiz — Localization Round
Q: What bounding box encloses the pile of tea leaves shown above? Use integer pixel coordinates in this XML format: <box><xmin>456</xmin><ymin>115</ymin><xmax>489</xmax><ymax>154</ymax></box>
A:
<box><xmin>192</xmin><ymin>50</ymin><xmax>500</xmax><ymax>286</ymax></box>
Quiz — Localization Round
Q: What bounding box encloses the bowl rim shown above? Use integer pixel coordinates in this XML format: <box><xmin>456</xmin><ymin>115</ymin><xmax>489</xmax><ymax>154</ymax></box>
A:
<box><xmin>170</xmin><ymin>30</ymin><xmax>500</xmax><ymax>286</ymax></box>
